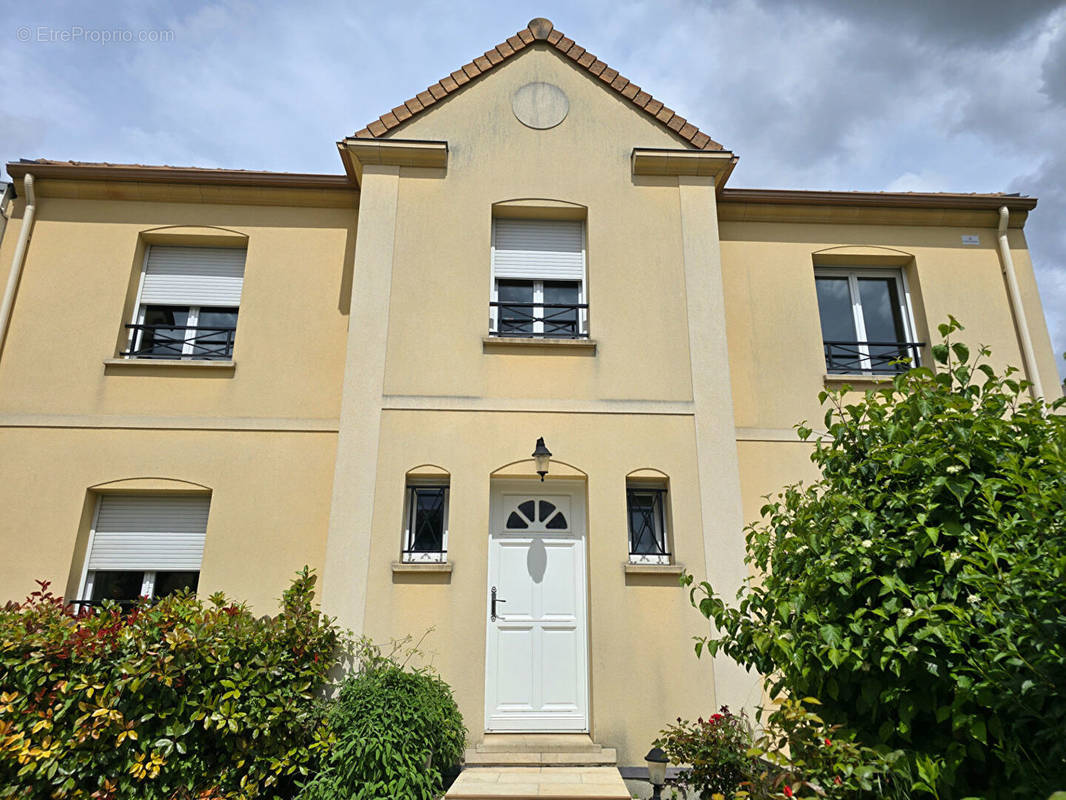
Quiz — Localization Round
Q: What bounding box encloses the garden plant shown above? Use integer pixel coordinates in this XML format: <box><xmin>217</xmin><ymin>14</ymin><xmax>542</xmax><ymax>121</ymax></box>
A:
<box><xmin>683</xmin><ymin>319</ymin><xmax>1066</xmax><ymax>798</ymax></box>
<box><xmin>0</xmin><ymin>567</ymin><xmax>340</xmax><ymax>800</ymax></box>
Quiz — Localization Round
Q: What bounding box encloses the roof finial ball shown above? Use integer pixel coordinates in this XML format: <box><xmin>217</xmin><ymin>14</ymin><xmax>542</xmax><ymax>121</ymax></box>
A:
<box><xmin>528</xmin><ymin>17</ymin><xmax>554</xmax><ymax>40</ymax></box>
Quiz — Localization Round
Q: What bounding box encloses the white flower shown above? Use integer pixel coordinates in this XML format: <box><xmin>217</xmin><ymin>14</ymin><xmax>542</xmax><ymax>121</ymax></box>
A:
<box><xmin>861</xmin><ymin>539</ymin><xmax>873</xmax><ymax>548</ymax></box>
<box><xmin>967</xmin><ymin>594</ymin><xmax>982</xmax><ymax>606</ymax></box>
<box><xmin>946</xmin><ymin>464</ymin><xmax>963</xmax><ymax>474</ymax></box>
<box><xmin>900</xmin><ymin>607</ymin><xmax>914</xmax><ymax>617</ymax></box>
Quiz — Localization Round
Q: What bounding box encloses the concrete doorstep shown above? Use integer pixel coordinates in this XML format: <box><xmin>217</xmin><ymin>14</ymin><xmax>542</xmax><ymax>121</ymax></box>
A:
<box><xmin>445</xmin><ymin>766</ymin><xmax>631</xmax><ymax>799</ymax></box>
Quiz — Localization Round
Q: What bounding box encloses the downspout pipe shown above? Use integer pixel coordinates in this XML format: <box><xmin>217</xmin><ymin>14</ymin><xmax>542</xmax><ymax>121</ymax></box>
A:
<box><xmin>0</xmin><ymin>173</ymin><xmax>36</xmax><ymax>361</ymax></box>
<box><xmin>996</xmin><ymin>205</ymin><xmax>1043</xmax><ymax>400</ymax></box>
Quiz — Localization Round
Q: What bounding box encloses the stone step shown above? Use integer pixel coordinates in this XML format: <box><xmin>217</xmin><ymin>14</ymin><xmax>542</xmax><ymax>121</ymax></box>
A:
<box><xmin>445</xmin><ymin>766</ymin><xmax>630</xmax><ymax>799</ymax></box>
<box><xmin>463</xmin><ymin>748</ymin><xmax>618</xmax><ymax>767</ymax></box>
<box><xmin>476</xmin><ymin>734</ymin><xmax>604</xmax><ymax>754</ymax></box>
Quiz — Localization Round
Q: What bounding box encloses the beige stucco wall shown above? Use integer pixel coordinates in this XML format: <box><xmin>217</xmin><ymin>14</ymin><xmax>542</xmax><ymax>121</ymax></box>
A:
<box><xmin>0</xmin><ymin>196</ymin><xmax>353</xmax><ymax>421</ymax></box>
<box><xmin>0</xmin><ymin>427</ymin><xmax>335</xmax><ymax>611</ymax></box>
<box><xmin>362</xmin><ymin>409</ymin><xmax>724</xmax><ymax>765</ymax></box>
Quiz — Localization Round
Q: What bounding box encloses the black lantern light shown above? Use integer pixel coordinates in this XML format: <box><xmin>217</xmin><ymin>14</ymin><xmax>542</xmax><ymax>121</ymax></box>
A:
<box><xmin>532</xmin><ymin>437</ymin><xmax>552</xmax><ymax>481</ymax></box>
<box><xmin>645</xmin><ymin>746</ymin><xmax>668</xmax><ymax>798</ymax></box>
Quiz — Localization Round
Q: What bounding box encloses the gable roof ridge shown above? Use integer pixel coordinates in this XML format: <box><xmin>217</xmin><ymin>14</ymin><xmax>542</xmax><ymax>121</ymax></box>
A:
<box><xmin>353</xmin><ymin>17</ymin><xmax>724</xmax><ymax>151</ymax></box>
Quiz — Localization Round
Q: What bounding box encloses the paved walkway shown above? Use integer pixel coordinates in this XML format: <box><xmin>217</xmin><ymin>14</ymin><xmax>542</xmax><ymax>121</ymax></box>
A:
<box><xmin>445</xmin><ymin>766</ymin><xmax>631</xmax><ymax>799</ymax></box>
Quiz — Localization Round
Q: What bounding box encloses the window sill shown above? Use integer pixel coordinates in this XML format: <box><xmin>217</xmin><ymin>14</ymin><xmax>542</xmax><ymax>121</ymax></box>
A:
<box><xmin>624</xmin><ymin>562</ymin><xmax>684</xmax><ymax>575</ymax></box>
<box><xmin>104</xmin><ymin>358</ymin><xmax>236</xmax><ymax>373</ymax></box>
<box><xmin>391</xmin><ymin>561</ymin><xmax>452</xmax><ymax>574</ymax></box>
<box><xmin>482</xmin><ymin>336</ymin><xmax>597</xmax><ymax>355</ymax></box>
<box><xmin>823</xmin><ymin>373</ymin><xmax>897</xmax><ymax>387</ymax></box>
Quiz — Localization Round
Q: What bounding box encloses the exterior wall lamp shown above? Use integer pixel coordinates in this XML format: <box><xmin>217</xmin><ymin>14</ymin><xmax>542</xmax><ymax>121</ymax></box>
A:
<box><xmin>532</xmin><ymin>437</ymin><xmax>552</xmax><ymax>481</ymax></box>
<box><xmin>645</xmin><ymin>746</ymin><xmax>668</xmax><ymax>798</ymax></box>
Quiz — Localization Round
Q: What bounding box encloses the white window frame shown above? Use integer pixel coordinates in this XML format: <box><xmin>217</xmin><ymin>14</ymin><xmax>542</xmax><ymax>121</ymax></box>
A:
<box><xmin>125</xmin><ymin>246</ymin><xmax>243</xmax><ymax>360</ymax></box>
<box><xmin>626</xmin><ymin>483</ymin><xmax>671</xmax><ymax>566</ymax></box>
<box><xmin>75</xmin><ymin>495</ymin><xmax>206</xmax><ymax>609</ymax></box>
<box><xmin>401</xmin><ymin>481</ymin><xmax>450</xmax><ymax>563</ymax></box>
<box><xmin>489</xmin><ymin>220</ymin><xmax>588</xmax><ymax>338</ymax></box>
<box><xmin>814</xmin><ymin>266</ymin><xmax>920</xmax><ymax>374</ymax></box>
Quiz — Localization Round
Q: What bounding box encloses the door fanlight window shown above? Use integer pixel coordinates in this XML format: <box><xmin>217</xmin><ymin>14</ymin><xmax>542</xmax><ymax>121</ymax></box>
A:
<box><xmin>504</xmin><ymin>498</ymin><xmax>569</xmax><ymax>531</ymax></box>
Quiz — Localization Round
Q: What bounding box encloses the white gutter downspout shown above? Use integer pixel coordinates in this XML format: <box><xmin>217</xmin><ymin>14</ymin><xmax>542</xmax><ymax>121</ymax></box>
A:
<box><xmin>996</xmin><ymin>205</ymin><xmax>1043</xmax><ymax>400</ymax></box>
<box><xmin>0</xmin><ymin>173</ymin><xmax>36</xmax><ymax>361</ymax></box>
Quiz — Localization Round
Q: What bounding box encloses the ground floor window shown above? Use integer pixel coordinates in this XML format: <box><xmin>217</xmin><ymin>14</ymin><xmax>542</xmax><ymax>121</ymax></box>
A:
<box><xmin>626</xmin><ymin>484</ymin><xmax>670</xmax><ymax>565</ymax></box>
<box><xmin>402</xmin><ymin>484</ymin><xmax>449</xmax><ymax>563</ymax></box>
<box><xmin>78</xmin><ymin>494</ymin><xmax>209</xmax><ymax>606</ymax></box>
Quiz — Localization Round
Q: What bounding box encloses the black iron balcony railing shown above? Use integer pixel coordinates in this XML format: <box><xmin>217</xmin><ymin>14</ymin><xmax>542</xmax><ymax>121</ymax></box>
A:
<box><xmin>489</xmin><ymin>301</ymin><xmax>589</xmax><ymax>339</ymax></box>
<box><xmin>122</xmin><ymin>324</ymin><xmax>237</xmax><ymax>360</ymax></box>
<box><xmin>823</xmin><ymin>340</ymin><xmax>925</xmax><ymax>375</ymax></box>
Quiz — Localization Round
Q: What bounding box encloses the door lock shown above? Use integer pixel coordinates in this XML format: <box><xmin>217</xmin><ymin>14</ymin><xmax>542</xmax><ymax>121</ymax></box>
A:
<box><xmin>490</xmin><ymin>586</ymin><xmax>507</xmax><ymax>621</ymax></box>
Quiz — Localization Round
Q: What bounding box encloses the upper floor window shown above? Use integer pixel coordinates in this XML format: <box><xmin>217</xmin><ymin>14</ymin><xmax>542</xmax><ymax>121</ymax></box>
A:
<box><xmin>490</xmin><ymin>219</ymin><xmax>587</xmax><ymax>339</ymax></box>
<box><xmin>627</xmin><ymin>483</ymin><xmax>670</xmax><ymax>565</ymax></box>
<box><xmin>814</xmin><ymin>267</ymin><xmax>921</xmax><ymax>374</ymax></box>
<box><xmin>402</xmin><ymin>483</ymin><xmax>449</xmax><ymax>563</ymax></box>
<box><xmin>77</xmin><ymin>494</ymin><xmax>209</xmax><ymax>608</ymax></box>
<box><xmin>123</xmin><ymin>246</ymin><xmax>246</xmax><ymax>360</ymax></box>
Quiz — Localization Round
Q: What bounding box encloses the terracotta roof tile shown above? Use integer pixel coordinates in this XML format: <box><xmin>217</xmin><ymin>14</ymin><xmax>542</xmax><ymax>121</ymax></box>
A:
<box><xmin>352</xmin><ymin>18</ymin><xmax>725</xmax><ymax>150</ymax></box>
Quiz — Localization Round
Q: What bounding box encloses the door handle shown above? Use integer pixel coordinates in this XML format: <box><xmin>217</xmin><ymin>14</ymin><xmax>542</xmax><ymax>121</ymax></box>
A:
<box><xmin>490</xmin><ymin>586</ymin><xmax>507</xmax><ymax>621</ymax></box>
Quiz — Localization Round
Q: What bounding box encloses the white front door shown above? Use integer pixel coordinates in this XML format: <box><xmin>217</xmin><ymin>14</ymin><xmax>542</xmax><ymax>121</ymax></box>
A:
<box><xmin>485</xmin><ymin>481</ymin><xmax>589</xmax><ymax>732</ymax></box>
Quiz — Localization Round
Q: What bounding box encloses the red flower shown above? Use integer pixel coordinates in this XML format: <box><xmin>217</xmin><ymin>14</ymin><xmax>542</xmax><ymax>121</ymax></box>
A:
<box><xmin>824</xmin><ymin>738</ymin><xmax>831</xmax><ymax>746</ymax></box>
<box><xmin>834</xmin><ymin>776</ymin><xmax>842</xmax><ymax>786</ymax></box>
<box><xmin>783</xmin><ymin>786</ymin><xmax>793</xmax><ymax>797</ymax></box>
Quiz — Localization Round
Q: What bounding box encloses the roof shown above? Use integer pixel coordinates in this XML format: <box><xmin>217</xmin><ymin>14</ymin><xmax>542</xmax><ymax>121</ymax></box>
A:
<box><xmin>5</xmin><ymin>159</ymin><xmax>352</xmax><ymax>190</ymax></box>
<box><xmin>352</xmin><ymin>17</ymin><xmax>725</xmax><ymax>152</ymax></box>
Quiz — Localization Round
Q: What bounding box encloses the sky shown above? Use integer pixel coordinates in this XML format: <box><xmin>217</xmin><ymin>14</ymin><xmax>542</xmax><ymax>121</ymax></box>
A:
<box><xmin>2</xmin><ymin>0</ymin><xmax>1065</xmax><ymax>377</ymax></box>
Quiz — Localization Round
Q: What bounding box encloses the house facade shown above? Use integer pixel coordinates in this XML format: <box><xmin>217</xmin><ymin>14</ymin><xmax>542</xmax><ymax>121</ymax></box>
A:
<box><xmin>0</xmin><ymin>18</ymin><xmax>1059</xmax><ymax>768</ymax></box>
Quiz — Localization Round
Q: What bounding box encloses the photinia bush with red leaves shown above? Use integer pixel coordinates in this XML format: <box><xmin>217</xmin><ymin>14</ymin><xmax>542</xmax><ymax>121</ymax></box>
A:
<box><xmin>0</xmin><ymin>567</ymin><xmax>341</xmax><ymax>800</ymax></box>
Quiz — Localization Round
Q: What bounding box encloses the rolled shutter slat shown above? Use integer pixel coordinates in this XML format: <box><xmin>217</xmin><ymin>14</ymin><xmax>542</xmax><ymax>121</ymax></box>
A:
<box><xmin>140</xmin><ymin>247</ymin><xmax>245</xmax><ymax>306</ymax></box>
<box><xmin>493</xmin><ymin>220</ymin><xmax>584</xmax><ymax>280</ymax></box>
<box><xmin>88</xmin><ymin>496</ymin><xmax>210</xmax><ymax>571</ymax></box>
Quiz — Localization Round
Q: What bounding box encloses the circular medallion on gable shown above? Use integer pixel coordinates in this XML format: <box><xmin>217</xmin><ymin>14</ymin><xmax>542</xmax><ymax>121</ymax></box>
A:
<box><xmin>512</xmin><ymin>82</ymin><xmax>569</xmax><ymax>130</ymax></box>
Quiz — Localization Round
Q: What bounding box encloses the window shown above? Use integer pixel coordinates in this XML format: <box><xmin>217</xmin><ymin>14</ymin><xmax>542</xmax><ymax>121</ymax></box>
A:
<box><xmin>402</xmin><ymin>484</ymin><xmax>449</xmax><ymax>563</ymax></box>
<box><xmin>77</xmin><ymin>494</ymin><xmax>209</xmax><ymax>607</ymax></box>
<box><xmin>626</xmin><ymin>484</ymin><xmax>670</xmax><ymax>564</ymax></box>
<box><xmin>814</xmin><ymin>268</ymin><xmax>920</xmax><ymax>374</ymax></box>
<box><xmin>124</xmin><ymin>246</ymin><xmax>246</xmax><ymax>360</ymax></box>
<box><xmin>490</xmin><ymin>218</ymin><xmax>587</xmax><ymax>338</ymax></box>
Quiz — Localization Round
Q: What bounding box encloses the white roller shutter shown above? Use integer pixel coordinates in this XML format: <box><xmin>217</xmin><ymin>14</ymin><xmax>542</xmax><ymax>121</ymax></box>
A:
<box><xmin>88</xmin><ymin>495</ymin><xmax>210</xmax><ymax>571</ymax></box>
<box><xmin>139</xmin><ymin>246</ymin><xmax>246</xmax><ymax>306</ymax></box>
<box><xmin>492</xmin><ymin>219</ymin><xmax>585</xmax><ymax>280</ymax></box>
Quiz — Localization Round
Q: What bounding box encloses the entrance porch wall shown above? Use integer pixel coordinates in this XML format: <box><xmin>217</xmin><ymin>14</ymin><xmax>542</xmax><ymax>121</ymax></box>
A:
<box><xmin>360</xmin><ymin>409</ymin><xmax>719</xmax><ymax>766</ymax></box>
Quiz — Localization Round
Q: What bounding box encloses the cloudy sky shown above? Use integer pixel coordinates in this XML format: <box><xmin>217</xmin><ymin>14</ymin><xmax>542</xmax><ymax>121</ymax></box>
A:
<box><xmin>3</xmin><ymin>0</ymin><xmax>1064</xmax><ymax>376</ymax></box>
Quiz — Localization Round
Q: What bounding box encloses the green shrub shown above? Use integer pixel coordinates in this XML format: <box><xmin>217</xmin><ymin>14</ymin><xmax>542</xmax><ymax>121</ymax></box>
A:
<box><xmin>300</xmin><ymin>636</ymin><xmax>466</xmax><ymax>800</ymax></box>
<box><xmin>741</xmin><ymin>698</ymin><xmax>907</xmax><ymax>800</ymax></box>
<box><xmin>684</xmin><ymin>319</ymin><xmax>1066</xmax><ymax>798</ymax></box>
<box><xmin>657</xmin><ymin>706</ymin><xmax>754</xmax><ymax>797</ymax></box>
<box><xmin>0</xmin><ymin>567</ymin><xmax>340</xmax><ymax>799</ymax></box>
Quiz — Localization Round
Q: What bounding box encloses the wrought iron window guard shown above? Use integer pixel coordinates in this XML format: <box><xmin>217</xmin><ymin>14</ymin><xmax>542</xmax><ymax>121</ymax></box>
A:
<box><xmin>122</xmin><ymin>323</ymin><xmax>237</xmax><ymax>360</ymax></box>
<box><xmin>823</xmin><ymin>340</ymin><xmax>924</xmax><ymax>375</ymax></box>
<box><xmin>489</xmin><ymin>301</ymin><xmax>589</xmax><ymax>339</ymax></box>
<box><xmin>627</xmin><ymin>487</ymin><xmax>670</xmax><ymax>560</ymax></box>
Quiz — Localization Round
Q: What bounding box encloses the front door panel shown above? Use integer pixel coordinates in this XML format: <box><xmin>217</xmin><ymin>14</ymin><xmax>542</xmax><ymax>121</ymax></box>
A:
<box><xmin>485</xmin><ymin>484</ymin><xmax>588</xmax><ymax>732</ymax></box>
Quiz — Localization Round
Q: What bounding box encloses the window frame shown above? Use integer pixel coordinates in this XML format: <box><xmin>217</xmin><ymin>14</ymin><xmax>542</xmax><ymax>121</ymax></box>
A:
<box><xmin>625</xmin><ymin>484</ymin><xmax>671</xmax><ymax>565</ymax></box>
<box><xmin>124</xmin><ymin>245</ymin><xmax>242</xmax><ymax>361</ymax></box>
<box><xmin>401</xmin><ymin>482</ymin><xmax>450</xmax><ymax>564</ymax></box>
<box><xmin>75</xmin><ymin>497</ymin><xmax>203</xmax><ymax>610</ymax></box>
<box><xmin>814</xmin><ymin>266</ymin><xmax>920</xmax><ymax>375</ymax></box>
<box><xmin>489</xmin><ymin>219</ymin><xmax>589</xmax><ymax>339</ymax></box>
